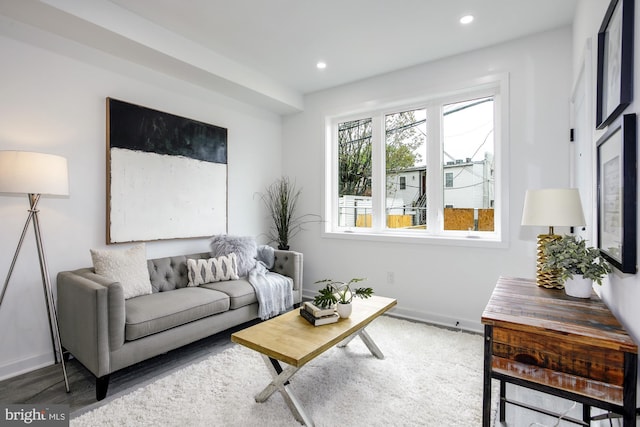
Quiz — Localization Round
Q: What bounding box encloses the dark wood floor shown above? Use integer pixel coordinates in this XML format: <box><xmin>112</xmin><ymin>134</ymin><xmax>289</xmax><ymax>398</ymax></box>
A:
<box><xmin>0</xmin><ymin>320</ymin><xmax>257</xmax><ymax>414</ymax></box>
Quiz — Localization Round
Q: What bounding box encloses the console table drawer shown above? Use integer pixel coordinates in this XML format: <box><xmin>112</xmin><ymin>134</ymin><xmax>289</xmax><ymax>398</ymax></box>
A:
<box><xmin>491</xmin><ymin>356</ymin><xmax>624</xmax><ymax>406</ymax></box>
<box><xmin>492</xmin><ymin>327</ymin><xmax>625</xmax><ymax>386</ymax></box>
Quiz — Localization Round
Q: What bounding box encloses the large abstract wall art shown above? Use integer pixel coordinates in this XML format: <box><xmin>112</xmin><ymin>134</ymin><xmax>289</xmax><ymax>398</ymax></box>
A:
<box><xmin>106</xmin><ymin>98</ymin><xmax>228</xmax><ymax>243</ymax></box>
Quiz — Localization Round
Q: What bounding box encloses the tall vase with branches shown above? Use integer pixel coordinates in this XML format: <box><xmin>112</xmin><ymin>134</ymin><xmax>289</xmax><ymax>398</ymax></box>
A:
<box><xmin>260</xmin><ymin>176</ymin><xmax>304</xmax><ymax>250</ymax></box>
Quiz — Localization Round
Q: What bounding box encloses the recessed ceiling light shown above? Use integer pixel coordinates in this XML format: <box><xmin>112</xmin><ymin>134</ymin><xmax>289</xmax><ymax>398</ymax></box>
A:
<box><xmin>317</xmin><ymin>61</ymin><xmax>327</xmax><ymax>70</ymax></box>
<box><xmin>460</xmin><ymin>15</ymin><xmax>474</xmax><ymax>25</ymax></box>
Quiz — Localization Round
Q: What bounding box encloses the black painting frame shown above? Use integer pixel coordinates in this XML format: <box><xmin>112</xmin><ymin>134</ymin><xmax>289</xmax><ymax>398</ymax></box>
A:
<box><xmin>596</xmin><ymin>113</ymin><xmax>637</xmax><ymax>273</ymax></box>
<box><xmin>596</xmin><ymin>0</ymin><xmax>634</xmax><ymax>129</ymax></box>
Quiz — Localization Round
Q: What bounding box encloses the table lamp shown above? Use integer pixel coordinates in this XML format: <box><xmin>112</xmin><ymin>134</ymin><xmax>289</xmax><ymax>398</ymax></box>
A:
<box><xmin>0</xmin><ymin>150</ymin><xmax>70</xmax><ymax>392</ymax></box>
<box><xmin>521</xmin><ymin>188</ymin><xmax>586</xmax><ymax>288</ymax></box>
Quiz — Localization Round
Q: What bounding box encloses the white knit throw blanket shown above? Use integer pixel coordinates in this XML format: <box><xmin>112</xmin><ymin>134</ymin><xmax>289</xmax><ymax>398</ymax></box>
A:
<box><xmin>248</xmin><ymin>261</ymin><xmax>293</xmax><ymax>319</ymax></box>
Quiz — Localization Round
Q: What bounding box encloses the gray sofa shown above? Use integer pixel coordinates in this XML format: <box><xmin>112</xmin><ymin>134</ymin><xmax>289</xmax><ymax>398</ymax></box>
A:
<box><xmin>56</xmin><ymin>249</ymin><xmax>302</xmax><ymax>400</ymax></box>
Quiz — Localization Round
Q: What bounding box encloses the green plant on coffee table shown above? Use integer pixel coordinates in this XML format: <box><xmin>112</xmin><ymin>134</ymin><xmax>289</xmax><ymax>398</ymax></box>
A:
<box><xmin>542</xmin><ymin>234</ymin><xmax>612</xmax><ymax>285</ymax></box>
<box><xmin>313</xmin><ymin>278</ymin><xmax>374</xmax><ymax>309</ymax></box>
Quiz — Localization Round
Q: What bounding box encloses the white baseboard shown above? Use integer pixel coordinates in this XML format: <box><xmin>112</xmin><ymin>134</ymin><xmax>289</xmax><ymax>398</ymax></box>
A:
<box><xmin>300</xmin><ymin>291</ymin><xmax>483</xmax><ymax>334</ymax></box>
<box><xmin>387</xmin><ymin>306</ymin><xmax>483</xmax><ymax>334</ymax></box>
<box><xmin>0</xmin><ymin>352</ymin><xmax>54</xmax><ymax>382</ymax></box>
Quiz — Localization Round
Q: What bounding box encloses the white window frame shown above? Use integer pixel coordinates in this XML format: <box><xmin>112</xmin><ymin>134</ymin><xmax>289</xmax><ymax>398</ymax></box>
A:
<box><xmin>323</xmin><ymin>74</ymin><xmax>510</xmax><ymax>248</ymax></box>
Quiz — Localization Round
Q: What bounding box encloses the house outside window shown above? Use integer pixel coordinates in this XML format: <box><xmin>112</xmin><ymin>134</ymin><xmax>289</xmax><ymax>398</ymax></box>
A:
<box><xmin>326</xmin><ymin>76</ymin><xmax>507</xmax><ymax>244</ymax></box>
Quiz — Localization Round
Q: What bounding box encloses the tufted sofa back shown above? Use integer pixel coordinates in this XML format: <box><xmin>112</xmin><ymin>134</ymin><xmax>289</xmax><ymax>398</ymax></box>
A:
<box><xmin>147</xmin><ymin>252</ymin><xmax>210</xmax><ymax>293</ymax></box>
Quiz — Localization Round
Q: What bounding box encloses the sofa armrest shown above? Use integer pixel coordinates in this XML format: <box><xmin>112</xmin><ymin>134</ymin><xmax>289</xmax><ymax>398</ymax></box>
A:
<box><xmin>271</xmin><ymin>250</ymin><xmax>303</xmax><ymax>296</ymax></box>
<box><xmin>56</xmin><ymin>269</ymin><xmax>125</xmax><ymax>377</ymax></box>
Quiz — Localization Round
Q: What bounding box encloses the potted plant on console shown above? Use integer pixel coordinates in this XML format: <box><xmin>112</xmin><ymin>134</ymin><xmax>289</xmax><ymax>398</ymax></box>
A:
<box><xmin>542</xmin><ymin>235</ymin><xmax>612</xmax><ymax>298</ymax></box>
<box><xmin>313</xmin><ymin>278</ymin><xmax>374</xmax><ymax>318</ymax></box>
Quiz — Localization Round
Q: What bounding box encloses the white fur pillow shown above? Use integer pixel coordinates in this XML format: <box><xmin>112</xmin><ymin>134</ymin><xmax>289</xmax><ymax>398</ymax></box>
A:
<box><xmin>187</xmin><ymin>254</ymin><xmax>239</xmax><ymax>286</ymax></box>
<box><xmin>90</xmin><ymin>243</ymin><xmax>152</xmax><ymax>299</ymax></box>
<box><xmin>210</xmin><ymin>235</ymin><xmax>257</xmax><ymax>276</ymax></box>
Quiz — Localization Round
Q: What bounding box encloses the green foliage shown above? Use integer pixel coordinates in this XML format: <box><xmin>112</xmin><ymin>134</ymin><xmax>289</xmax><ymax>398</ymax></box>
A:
<box><xmin>385</xmin><ymin>110</ymin><xmax>424</xmax><ymax>174</ymax></box>
<box><xmin>338</xmin><ymin>119</ymin><xmax>373</xmax><ymax>197</ymax></box>
<box><xmin>312</xmin><ymin>278</ymin><xmax>374</xmax><ymax>308</ymax></box>
<box><xmin>542</xmin><ymin>235</ymin><xmax>612</xmax><ymax>285</ymax></box>
<box><xmin>338</xmin><ymin>112</ymin><xmax>423</xmax><ymax>198</ymax></box>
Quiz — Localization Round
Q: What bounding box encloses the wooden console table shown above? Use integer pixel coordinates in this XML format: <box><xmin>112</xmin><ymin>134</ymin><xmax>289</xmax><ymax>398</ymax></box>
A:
<box><xmin>482</xmin><ymin>277</ymin><xmax>638</xmax><ymax>426</ymax></box>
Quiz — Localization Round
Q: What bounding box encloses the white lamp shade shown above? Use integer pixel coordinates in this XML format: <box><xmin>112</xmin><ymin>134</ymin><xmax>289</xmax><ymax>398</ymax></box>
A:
<box><xmin>521</xmin><ymin>188</ymin><xmax>586</xmax><ymax>227</ymax></box>
<box><xmin>0</xmin><ymin>151</ymin><xmax>69</xmax><ymax>196</ymax></box>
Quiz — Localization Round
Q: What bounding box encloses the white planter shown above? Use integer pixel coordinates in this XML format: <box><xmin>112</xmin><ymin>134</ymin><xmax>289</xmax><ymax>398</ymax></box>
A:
<box><xmin>564</xmin><ymin>277</ymin><xmax>593</xmax><ymax>298</ymax></box>
<box><xmin>336</xmin><ymin>302</ymin><xmax>352</xmax><ymax>318</ymax></box>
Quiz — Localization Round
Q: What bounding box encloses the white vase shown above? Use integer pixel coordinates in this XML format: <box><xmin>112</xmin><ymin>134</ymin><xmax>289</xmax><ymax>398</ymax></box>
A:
<box><xmin>336</xmin><ymin>302</ymin><xmax>352</xmax><ymax>318</ymax></box>
<box><xmin>564</xmin><ymin>277</ymin><xmax>593</xmax><ymax>298</ymax></box>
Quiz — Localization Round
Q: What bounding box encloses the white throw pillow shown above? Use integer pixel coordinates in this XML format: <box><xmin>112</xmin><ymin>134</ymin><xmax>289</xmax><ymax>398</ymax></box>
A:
<box><xmin>90</xmin><ymin>243</ymin><xmax>152</xmax><ymax>299</ymax></box>
<box><xmin>187</xmin><ymin>253</ymin><xmax>239</xmax><ymax>286</ymax></box>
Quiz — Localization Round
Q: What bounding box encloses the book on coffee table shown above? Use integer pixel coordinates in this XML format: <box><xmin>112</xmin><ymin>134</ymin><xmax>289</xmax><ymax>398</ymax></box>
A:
<box><xmin>302</xmin><ymin>301</ymin><xmax>335</xmax><ymax>318</ymax></box>
<box><xmin>300</xmin><ymin>307</ymin><xmax>339</xmax><ymax>326</ymax></box>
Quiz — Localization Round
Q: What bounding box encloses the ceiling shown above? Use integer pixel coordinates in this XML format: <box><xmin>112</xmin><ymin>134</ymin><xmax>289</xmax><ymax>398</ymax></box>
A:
<box><xmin>0</xmin><ymin>0</ymin><xmax>578</xmax><ymax>113</ymax></box>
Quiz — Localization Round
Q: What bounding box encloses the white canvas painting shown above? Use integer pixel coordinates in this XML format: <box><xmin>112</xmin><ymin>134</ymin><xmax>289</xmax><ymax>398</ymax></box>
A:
<box><xmin>109</xmin><ymin>148</ymin><xmax>227</xmax><ymax>242</ymax></box>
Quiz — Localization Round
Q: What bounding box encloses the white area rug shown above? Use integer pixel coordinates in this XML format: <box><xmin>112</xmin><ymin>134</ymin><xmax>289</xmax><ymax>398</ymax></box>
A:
<box><xmin>71</xmin><ymin>316</ymin><xmax>496</xmax><ymax>426</ymax></box>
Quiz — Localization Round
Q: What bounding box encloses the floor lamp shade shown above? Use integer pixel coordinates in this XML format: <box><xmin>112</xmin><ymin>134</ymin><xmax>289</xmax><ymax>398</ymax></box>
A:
<box><xmin>521</xmin><ymin>188</ymin><xmax>586</xmax><ymax>289</ymax></box>
<box><xmin>0</xmin><ymin>151</ymin><xmax>69</xmax><ymax>196</ymax></box>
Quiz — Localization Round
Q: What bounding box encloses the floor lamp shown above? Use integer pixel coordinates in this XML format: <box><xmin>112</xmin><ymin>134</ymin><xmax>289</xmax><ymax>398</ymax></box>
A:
<box><xmin>0</xmin><ymin>150</ymin><xmax>70</xmax><ymax>392</ymax></box>
<box><xmin>521</xmin><ymin>188</ymin><xmax>586</xmax><ymax>289</ymax></box>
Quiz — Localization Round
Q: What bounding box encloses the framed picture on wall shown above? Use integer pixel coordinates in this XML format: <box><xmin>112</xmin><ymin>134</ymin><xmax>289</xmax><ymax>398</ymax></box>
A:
<box><xmin>106</xmin><ymin>98</ymin><xmax>228</xmax><ymax>243</ymax></box>
<box><xmin>596</xmin><ymin>113</ymin><xmax>637</xmax><ymax>273</ymax></box>
<box><xmin>596</xmin><ymin>0</ymin><xmax>634</xmax><ymax>129</ymax></box>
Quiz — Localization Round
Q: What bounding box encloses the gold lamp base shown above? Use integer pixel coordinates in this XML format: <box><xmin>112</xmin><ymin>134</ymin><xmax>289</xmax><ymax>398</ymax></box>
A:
<box><xmin>536</xmin><ymin>233</ymin><xmax>563</xmax><ymax>289</ymax></box>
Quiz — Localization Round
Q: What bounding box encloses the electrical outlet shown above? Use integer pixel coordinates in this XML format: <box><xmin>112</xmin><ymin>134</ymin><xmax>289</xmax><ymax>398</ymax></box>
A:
<box><xmin>387</xmin><ymin>271</ymin><xmax>395</xmax><ymax>284</ymax></box>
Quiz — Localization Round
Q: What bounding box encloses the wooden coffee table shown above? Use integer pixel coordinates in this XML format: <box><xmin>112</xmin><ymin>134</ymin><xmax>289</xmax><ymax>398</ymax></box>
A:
<box><xmin>231</xmin><ymin>295</ymin><xmax>397</xmax><ymax>426</ymax></box>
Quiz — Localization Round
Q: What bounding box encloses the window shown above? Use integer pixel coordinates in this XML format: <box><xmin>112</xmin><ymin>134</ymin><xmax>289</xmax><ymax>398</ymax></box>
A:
<box><xmin>326</xmin><ymin>77</ymin><xmax>505</xmax><ymax>244</ymax></box>
<box><xmin>385</xmin><ymin>108</ymin><xmax>426</xmax><ymax>229</ymax></box>
<box><xmin>445</xmin><ymin>172</ymin><xmax>453</xmax><ymax>188</ymax></box>
<box><xmin>337</xmin><ymin>118</ymin><xmax>372</xmax><ymax>228</ymax></box>
<box><xmin>442</xmin><ymin>97</ymin><xmax>495</xmax><ymax>232</ymax></box>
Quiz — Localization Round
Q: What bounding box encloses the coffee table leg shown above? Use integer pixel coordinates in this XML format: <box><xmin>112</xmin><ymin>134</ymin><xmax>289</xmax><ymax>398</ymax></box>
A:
<box><xmin>337</xmin><ymin>333</ymin><xmax>357</xmax><ymax>348</ymax></box>
<box><xmin>358</xmin><ymin>329</ymin><xmax>384</xmax><ymax>359</ymax></box>
<box><xmin>256</xmin><ymin>355</ymin><xmax>314</xmax><ymax>426</ymax></box>
<box><xmin>338</xmin><ymin>328</ymin><xmax>384</xmax><ymax>359</ymax></box>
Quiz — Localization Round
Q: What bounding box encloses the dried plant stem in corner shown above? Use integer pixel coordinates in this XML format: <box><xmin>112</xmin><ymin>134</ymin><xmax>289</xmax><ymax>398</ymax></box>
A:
<box><xmin>260</xmin><ymin>176</ymin><xmax>307</xmax><ymax>250</ymax></box>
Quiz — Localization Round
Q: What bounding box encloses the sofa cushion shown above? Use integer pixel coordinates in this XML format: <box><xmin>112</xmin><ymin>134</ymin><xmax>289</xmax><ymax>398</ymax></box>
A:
<box><xmin>210</xmin><ymin>235</ymin><xmax>257</xmax><ymax>277</ymax></box>
<box><xmin>90</xmin><ymin>243</ymin><xmax>152</xmax><ymax>299</ymax></box>
<box><xmin>124</xmin><ymin>287</ymin><xmax>230</xmax><ymax>341</ymax></box>
<box><xmin>201</xmin><ymin>278</ymin><xmax>257</xmax><ymax>309</ymax></box>
<box><xmin>187</xmin><ymin>254</ymin><xmax>239</xmax><ymax>286</ymax></box>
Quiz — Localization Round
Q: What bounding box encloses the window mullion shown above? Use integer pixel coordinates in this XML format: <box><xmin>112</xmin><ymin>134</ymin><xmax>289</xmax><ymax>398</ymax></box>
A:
<box><xmin>426</xmin><ymin>104</ymin><xmax>442</xmax><ymax>234</ymax></box>
<box><xmin>371</xmin><ymin>114</ymin><xmax>385</xmax><ymax>230</ymax></box>
<box><xmin>326</xmin><ymin>119</ymin><xmax>338</xmax><ymax>232</ymax></box>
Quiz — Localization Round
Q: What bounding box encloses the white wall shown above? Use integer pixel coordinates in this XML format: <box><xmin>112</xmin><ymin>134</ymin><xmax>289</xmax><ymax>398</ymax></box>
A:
<box><xmin>0</xmin><ymin>33</ymin><xmax>283</xmax><ymax>379</ymax></box>
<box><xmin>283</xmin><ymin>28</ymin><xmax>573</xmax><ymax>331</ymax></box>
<box><xmin>573</xmin><ymin>1</ymin><xmax>640</xmax><ymax>345</ymax></box>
